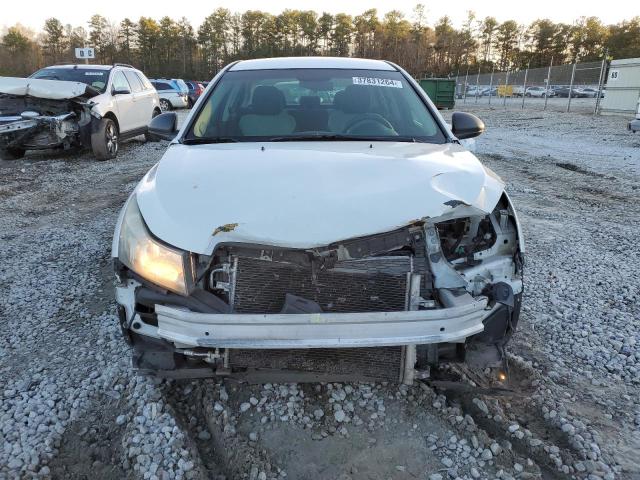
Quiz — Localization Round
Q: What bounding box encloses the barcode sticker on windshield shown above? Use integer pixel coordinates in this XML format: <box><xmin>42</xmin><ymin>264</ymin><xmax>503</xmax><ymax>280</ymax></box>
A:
<box><xmin>84</xmin><ymin>72</ymin><xmax>103</xmax><ymax>76</ymax></box>
<box><xmin>352</xmin><ymin>77</ymin><xmax>403</xmax><ymax>88</ymax></box>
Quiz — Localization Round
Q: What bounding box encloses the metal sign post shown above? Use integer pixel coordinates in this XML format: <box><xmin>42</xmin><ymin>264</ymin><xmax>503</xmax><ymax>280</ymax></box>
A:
<box><xmin>544</xmin><ymin>57</ymin><xmax>553</xmax><ymax>111</ymax></box>
<box><xmin>463</xmin><ymin>65</ymin><xmax>470</xmax><ymax>104</ymax></box>
<box><xmin>475</xmin><ymin>67</ymin><xmax>480</xmax><ymax>103</ymax></box>
<box><xmin>594</xmin><ymin>50</ymin><xmax>608</xmax><ymax>115</ymax></box>
<box><xmin>488</xmin><ymin>67</ymin><xmax>495</xmax><ymax>105</ymax></box>
<box><xmin>503</xmin><ymin>71</ymin><xmax>510</xmax><ymax>107</ymax></box>
<box><xmin>521</xmin><ymin>63</ymin><xmax>530</xmax><ymax>109</ymax></box>
<box><xmin>567</xmin><ymin>62</ymin><xmax>577</xmax><ymax>113</ymax></box>
<box><xmin>454</xmin><ymin>65</ymin><xmax>460</xmax><ymax>100</ymax></box>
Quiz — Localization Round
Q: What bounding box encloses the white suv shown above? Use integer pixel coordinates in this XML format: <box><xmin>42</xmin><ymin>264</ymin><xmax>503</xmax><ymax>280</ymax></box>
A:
<box><xmin>525</xmin><ymin>86</ymin><xmax>553</xmax><ymax>98</ymax></box>
<box><xmin>0</xmin><ymin>64</ymin><xmax>161</xmax><ymax>160</ymax></box>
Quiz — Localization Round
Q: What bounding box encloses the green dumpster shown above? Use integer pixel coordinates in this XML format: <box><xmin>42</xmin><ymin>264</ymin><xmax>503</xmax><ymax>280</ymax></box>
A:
<box><xmin>418</xmin><ymin>78</ymin><xmax>456</xmax><ymax>109</ymax></box>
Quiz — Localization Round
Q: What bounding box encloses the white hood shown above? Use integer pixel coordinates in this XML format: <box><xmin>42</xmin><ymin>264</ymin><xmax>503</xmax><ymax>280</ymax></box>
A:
<box><xmin>136</xmin><ymin>142</ymin><xmax>505</xmax><ymax>254</ymax></box>
<box><xmin>0</xmin><ymin>77</ymin><xmax>96</xmax><ymax>100</ymax></box>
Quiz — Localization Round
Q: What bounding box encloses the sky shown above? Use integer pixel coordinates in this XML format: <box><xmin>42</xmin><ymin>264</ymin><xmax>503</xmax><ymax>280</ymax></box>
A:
<box><xmin>1</xmin><ymin>0</ymin><xmax>635</xmax><ymax>33</ymax></box>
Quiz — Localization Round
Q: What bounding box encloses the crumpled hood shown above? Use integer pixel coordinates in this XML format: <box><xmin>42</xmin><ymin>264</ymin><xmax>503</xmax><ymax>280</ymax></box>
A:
<box><xmin>136</xmin><ymin>142</ymin><xmax>505</xmax><ymax>254</ymax></box>
<box><xmin>0</xmin><ymin>76</ymin><xmax>99</xmax><ymax>100</ymax></box>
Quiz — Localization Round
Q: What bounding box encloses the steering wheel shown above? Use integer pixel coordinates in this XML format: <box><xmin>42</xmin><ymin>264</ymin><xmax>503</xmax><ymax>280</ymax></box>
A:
<box><xmin>344</xmin><ymin>114</ymin><xmax>395</xmax><ymax>135</ymax></box>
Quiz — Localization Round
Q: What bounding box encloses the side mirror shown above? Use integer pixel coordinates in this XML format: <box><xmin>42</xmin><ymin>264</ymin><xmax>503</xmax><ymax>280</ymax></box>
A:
<box><xmin>451</xmin><ymin>111</ymin><xmax>485</xmax><ymax>140</ymax></box>
<box><xmin>112</xmin><ymin>87</ymin><xmax>131</xmax><ymax>95</ymax></box>
<box><xmin>148</xmin><ymin>112</ymin><xmax>178</xmax><ymax>141</ymax></box>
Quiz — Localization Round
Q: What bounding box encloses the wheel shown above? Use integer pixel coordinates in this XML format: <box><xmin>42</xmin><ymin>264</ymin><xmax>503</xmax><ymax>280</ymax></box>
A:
<box><xmin>145</xmin><ymin>109</ymin><xmax>161</xmax><ymax>142</ymax></box>
<box><xmin>0</xmin><ymin>147</ymin><xmax>26</xmax><ymax>160</ymax></box>
<box><xmin>187</xmin><ymin>98</ymin><xmax>194</xmax><ymax>108</ymax></box>
<box><xmin>91</xmin><ymin>118</ymin><xmax>119</xmax><ymax>160</ymax></box>
<box><xmin>159</xmin><ymin>99</ymin><xmax>172</xmax><ymax>112</ymax></box>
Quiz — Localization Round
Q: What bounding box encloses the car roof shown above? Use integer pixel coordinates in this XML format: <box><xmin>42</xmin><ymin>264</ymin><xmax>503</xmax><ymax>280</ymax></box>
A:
<box><xmin>45</xmin><ymin>64</ymin><xmax>114</xmax><ymax>70</ymax></box>
<box><xmin>229</xmin><ymin>56</ymin><xmax>396</xmax><ymax>72</ymax></box>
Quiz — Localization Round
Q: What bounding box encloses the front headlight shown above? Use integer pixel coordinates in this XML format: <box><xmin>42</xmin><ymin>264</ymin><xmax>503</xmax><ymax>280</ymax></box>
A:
<box><xmin>118</xmin><ymin>196</ymin><xmax>193</xmax><ymax>295</ymax></box>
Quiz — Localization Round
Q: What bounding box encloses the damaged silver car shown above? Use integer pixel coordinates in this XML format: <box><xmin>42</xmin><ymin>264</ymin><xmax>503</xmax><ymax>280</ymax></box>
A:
<box><xmin>0</xmin><ymin>64</ymin><xmax>160</xmax><ymax>160</ymax></box>
<box><xmin>113</xmin><ymin>57</ymin><xmax>524</xmax><ymax>384</ymax></box>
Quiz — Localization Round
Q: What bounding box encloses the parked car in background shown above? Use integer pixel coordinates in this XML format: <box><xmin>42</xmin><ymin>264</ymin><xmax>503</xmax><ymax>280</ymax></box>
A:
<box><xmin>512</xmin><ymin>86</ymin><xmax>522</xmax><ymax>97</ymax></box>
<box><xmin>575</xmin><ymin>87</ymin><xmax>599</xmax><ymax>98</ymax></box>
<box><xmin>0</xmin><ymin>63</ymin><xmax>160</xmax><ymax>160</ymax></box>
<box><xmin>150</xmin><ymin>79</ymin><xmax>189</xmax><ymax>111</ymax></box>
<box><xmin>185</xmin><ymin>81</ymin><xmax>205</xmax><ymax>107</ymax></box>
<box><xmin>465</xmin><ymin>86</ymin><xmax>484</xmax><ymax>97</ymax></box>
<box><xmin>161</xmin><ymin>78</ymin><xmax>189</xmax><ymax>95</ymax></box>
<box><xmin>553</xmin><ymin>87</ymin><xmax>584</xmax><ymax>98</ymax></box>
<box><xmin>483</xmin><ymin>86</ymin><xmax>498</xmax><ymax>97</ymax></box>
<box><xmin>525</xmin><ymin>86</ymin><xmax>554</xmax><ymax>98</ymax></box>
<box><xmin>114</xmin><ymin>56</ymin><xmax>524</xmax><ymax>382</ymax></box>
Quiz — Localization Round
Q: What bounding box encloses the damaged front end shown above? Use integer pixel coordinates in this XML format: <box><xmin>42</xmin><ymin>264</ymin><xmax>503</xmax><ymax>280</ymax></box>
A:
<box><xmin>0</xmin><ymin>77</ymin><xmax>98</xmax><ymax>156</ymax></box>
<box><xmin>114</xmin><ymin>192</ymin><xmax>523</xmax><ymax>384</ymax></box>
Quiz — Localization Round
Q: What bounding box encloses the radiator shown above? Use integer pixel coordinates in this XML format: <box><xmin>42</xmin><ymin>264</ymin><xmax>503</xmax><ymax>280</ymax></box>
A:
<box><xmin>229</xmin><ymin>346</ymin><xmax>404</xmax><ymax>382</ymax></box>
<box><xmin>231</xmin><ymin>255</ymin><xmax>413</xmax><ymax>314</ymax></box>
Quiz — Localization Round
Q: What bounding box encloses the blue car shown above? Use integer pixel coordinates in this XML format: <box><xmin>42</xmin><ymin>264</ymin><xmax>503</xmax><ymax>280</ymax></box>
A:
<box><xmin>149</xmin><ymin>78</ymin><xmax>189</xmax><ymax>111</ymax></box>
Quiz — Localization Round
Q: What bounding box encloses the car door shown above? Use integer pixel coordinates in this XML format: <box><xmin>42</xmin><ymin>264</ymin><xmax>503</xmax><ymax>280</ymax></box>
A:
<box><xmin>110</xmin><ymin>70</ymin><xmax>136</xmax><ymax>133</ymax></box>
<box><xmin>135</xmin><ymin>72</ymin><xmax>158</xmax><ymax>123</ymax></box>
<box><xmin>123</xmin><ymin>70</ymin><xmax>150</xmax><ymax>129</ymax></box>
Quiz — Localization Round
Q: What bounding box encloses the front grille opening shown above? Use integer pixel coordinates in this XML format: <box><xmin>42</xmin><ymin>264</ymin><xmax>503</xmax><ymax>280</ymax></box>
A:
<box><xmin>232</xmin><ymin>256</ymin><xmax>412</xmax><ymax>314</ymax></box>
<box><xmin>230</xmin><ymin>347</ymin><xmax>403</xmax><ymax>382</ymax></box>
<box><xmin>208</xmin><ymin>227</ymin><xmax>433</xmax><ymax>314</ymax></box>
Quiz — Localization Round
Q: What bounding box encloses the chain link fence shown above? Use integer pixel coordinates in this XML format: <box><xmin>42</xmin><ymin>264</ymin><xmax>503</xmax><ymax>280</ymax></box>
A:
<box><xmin>453</xmin><ymin>59</ymin><xmax>608</xmax><ymax>113</ymax></box>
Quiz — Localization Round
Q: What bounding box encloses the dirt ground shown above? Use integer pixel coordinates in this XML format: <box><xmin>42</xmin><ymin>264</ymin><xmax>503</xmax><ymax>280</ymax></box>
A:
<box><xmin>1</xmin><ymin>106</ymin><xmax>639</xmax><ymax>480</ymax></box>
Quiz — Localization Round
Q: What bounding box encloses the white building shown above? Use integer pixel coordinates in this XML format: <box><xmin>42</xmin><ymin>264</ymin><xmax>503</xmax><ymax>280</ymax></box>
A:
<box><xmin>600</xmin><ymin>57</ymin><xmax>640</xmax><ymax>115</ymax></box>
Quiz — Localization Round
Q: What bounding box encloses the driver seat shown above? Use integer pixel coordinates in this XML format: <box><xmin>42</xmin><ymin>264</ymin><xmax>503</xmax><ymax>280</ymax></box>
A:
<box><xmin>239</xmin><ymin>86</ymin><xmax>296</xmax><ymax>136</ymax></box>
<box><xmin>328</xmin><ymin>85</ymin><xmax>372</xmax><ymax>133</ymax></box>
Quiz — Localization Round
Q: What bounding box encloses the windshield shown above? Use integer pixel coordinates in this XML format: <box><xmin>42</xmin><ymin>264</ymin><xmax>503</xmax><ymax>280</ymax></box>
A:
<box><xmin>186</xmin><ymin>68</ymin><xmax>446</xmax><ymax>143</ymax></box>
<box><xmin>30</xmin><ymin>68</ymin><xmax>109</xmax><ymax>93</ymax></box>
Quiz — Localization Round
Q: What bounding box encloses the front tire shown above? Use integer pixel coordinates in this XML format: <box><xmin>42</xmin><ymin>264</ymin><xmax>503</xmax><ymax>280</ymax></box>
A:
<box><xmin>91</xmin><ymin>118</ymin><xmax>118</xmax><ymax>161</ymax></box>
<box><xmin>0</xmin><ymin>147</ymin><xmax>26</xmax><ymax>160</ymax></box>
<box><xmin>160</xmin><ymin>99</ymin><xmax>172</xmax><ymax>112</ymax></box>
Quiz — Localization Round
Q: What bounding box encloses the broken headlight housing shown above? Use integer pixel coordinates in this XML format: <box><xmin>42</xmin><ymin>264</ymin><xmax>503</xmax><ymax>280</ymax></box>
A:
<box><xmin>118</xmin><ymin>196</ymin><xmax>193</xmax><ymax>295</ymax></box>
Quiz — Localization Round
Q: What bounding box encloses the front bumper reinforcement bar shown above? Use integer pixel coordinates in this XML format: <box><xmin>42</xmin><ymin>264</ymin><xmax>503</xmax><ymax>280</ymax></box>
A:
<box><xmin>153</xmin><ymin>298</ymin><xmax>490</xmax><ymax>349</ymax></box>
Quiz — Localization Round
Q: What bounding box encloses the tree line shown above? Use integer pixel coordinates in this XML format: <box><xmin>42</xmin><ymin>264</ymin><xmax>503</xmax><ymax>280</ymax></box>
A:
<box><xmin>1</xmin><ymin>7</ymin><xmax>639</xmax><ymax>80</ymax></box>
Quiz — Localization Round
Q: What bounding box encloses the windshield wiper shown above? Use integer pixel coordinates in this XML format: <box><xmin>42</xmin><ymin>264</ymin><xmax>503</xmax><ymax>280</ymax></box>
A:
<box><xmin>182</xmin><ymin>136</ymin><xmax>240</xmax><ymax>145</ymax></box>
<box><xmin>269</xmin><ymin>134</ymin><xmax>346</xmax><ymax>142</ymax></box>
<box><xmin>269</xmin><ymin>134</ymin><xmax>426</xmax><ymax>143</ymax></box>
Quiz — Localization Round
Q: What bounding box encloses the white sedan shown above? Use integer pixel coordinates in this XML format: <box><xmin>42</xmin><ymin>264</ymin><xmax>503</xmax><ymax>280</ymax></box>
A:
<box><xmin>113</xmin><ymin>57</ymin><xmax>525</xmax><ymax>383</ymax></box>
<box><xmin>525</xmin><ymin>86</ymin><xmax>554</xmax><ymax>98</ymax></box>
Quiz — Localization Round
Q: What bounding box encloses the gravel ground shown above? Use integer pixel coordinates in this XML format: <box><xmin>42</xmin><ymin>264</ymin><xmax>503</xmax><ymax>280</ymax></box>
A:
<box><xmin>0</xmin><ymin>108</ymin><xmax>638</xmax><ymax>480</ymax></box>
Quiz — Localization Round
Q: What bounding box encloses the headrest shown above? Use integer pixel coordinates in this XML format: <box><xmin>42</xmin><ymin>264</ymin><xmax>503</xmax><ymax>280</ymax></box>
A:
<box><xmin>300</xmin><ymin>96</ymin><xmax>321</xmax><ymax>108</ymax></box>
<box><xmin>251</xmin><ymin>86</ymin><xmax>285</xmax><ymax>115</ymax></box>
<box><xmin>333</xmin><ymin>90</ymin><xmax>346</xmax><ymax>109</ymax></box>
<box><xmin>339</xmin><ymin>85</ymin><xmax>372</xmax><ymax>114</ymax></box>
